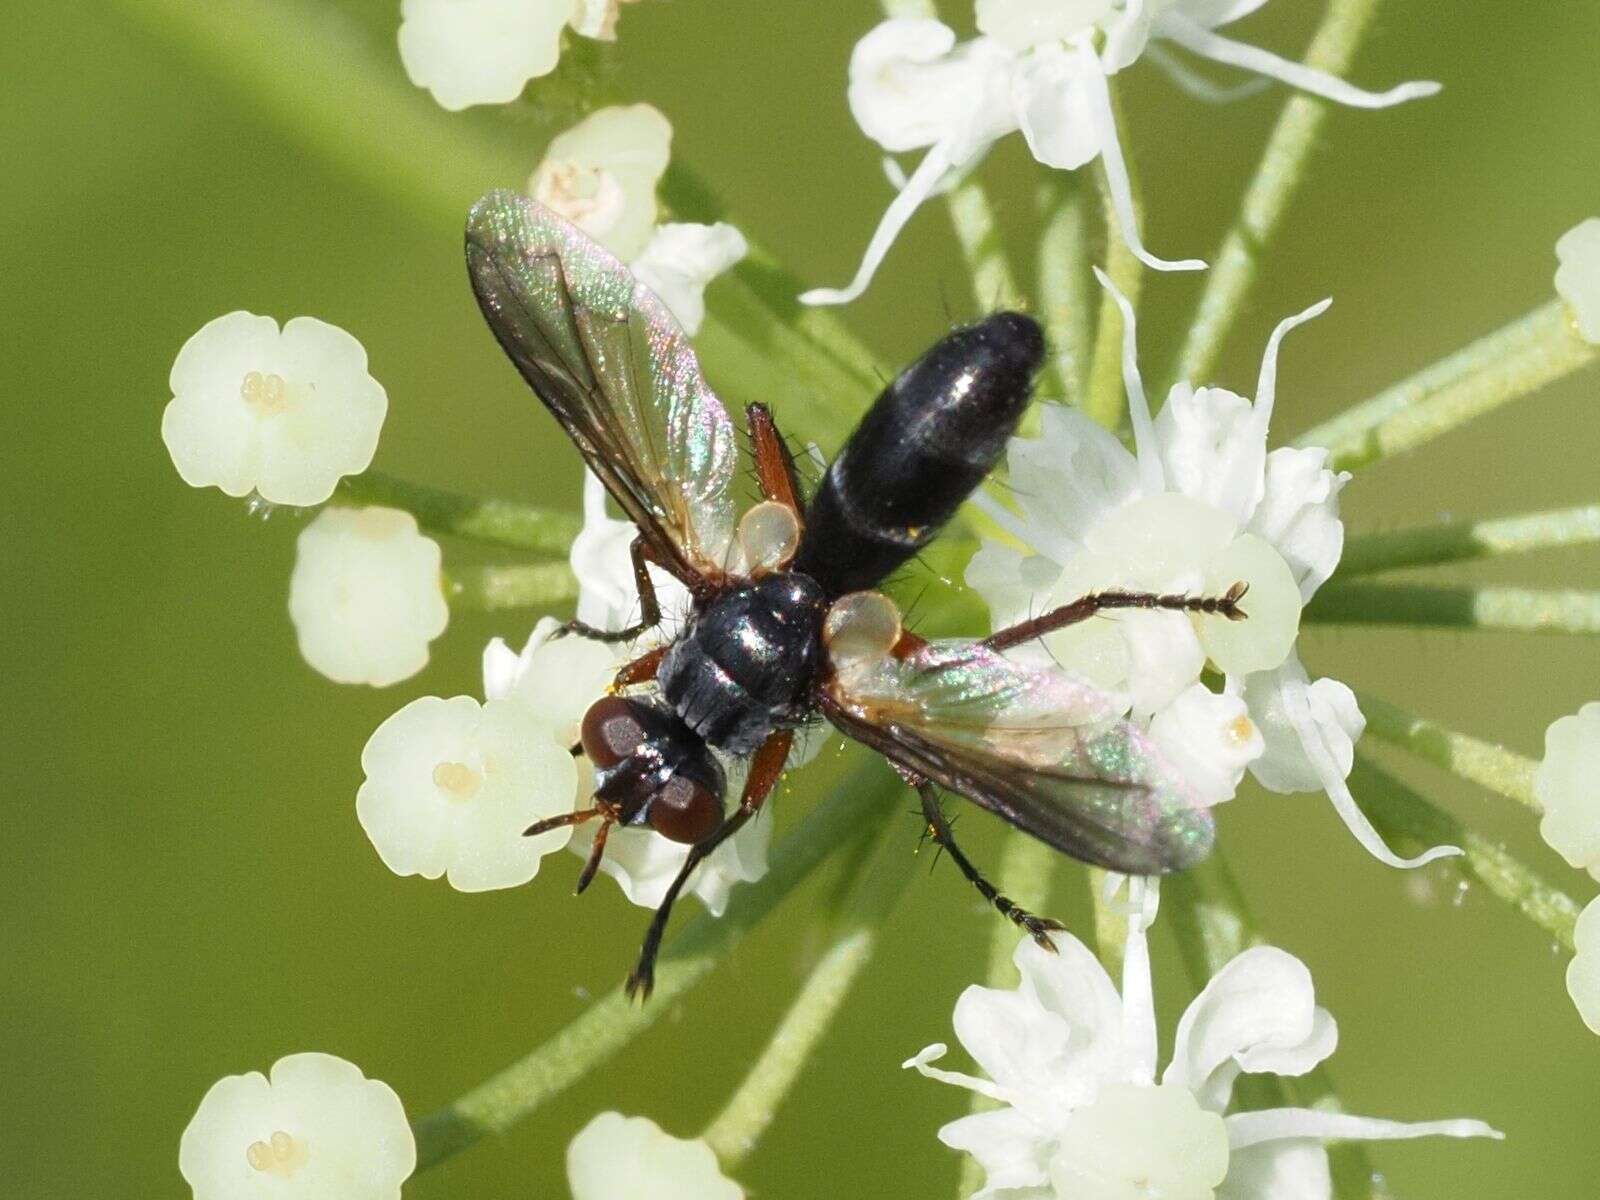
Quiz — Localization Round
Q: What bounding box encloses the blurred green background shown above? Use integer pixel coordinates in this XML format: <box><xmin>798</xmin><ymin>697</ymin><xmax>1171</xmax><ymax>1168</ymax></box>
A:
<box><xmin>4</xmin><ymin>1</ymin><xmax>1598</xmax><ymax>1196</ymax></box>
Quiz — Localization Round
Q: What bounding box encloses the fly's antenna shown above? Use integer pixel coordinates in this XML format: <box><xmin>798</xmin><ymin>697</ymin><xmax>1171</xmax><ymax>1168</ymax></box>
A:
<box><xmin>574</xmin><ymin>817</ymin><xmax>615</xmax><ymax>894</ymax></box>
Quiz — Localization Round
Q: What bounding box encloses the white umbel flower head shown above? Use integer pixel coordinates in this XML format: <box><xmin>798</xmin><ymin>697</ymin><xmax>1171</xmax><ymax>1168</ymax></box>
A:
<box><xmin>357</xmin><ymin>693</ymin><xmax>578</xmax><ymax>891</ymax></box>
<box><xmin>1536</xmin><ymin>702</ymin><xmax>1600</xmax><ymax>878</ymax></box>
<box><xmin>1554</xmin><ymin>218</ymin><xmax>1600</xmax><ymax>345</ymax></box>
<box><xmin>531</xmin><ymin>104</ymin><xmax>673</xmax><ymax>261</ymax></box>
<box><xmin>1566</xmin><ymin>897</ymin><xmax>1600</xmax><ymax>1035</ymax></box>
<box><xmin>567</xmin><ymin>1112</ymin><xmax>743</xmax><ymax>1200</ymax></box>
<box><xmin>288</xmin><ymin>507</ymin><xmax>448</xmax><ymax>687</ymax></box>
<box><xmin>179</xmin><ymin>1052</ymin><xmax>415</xmax><ymax>1200</ymax></box>
<box><xmin>163</xmin><ymin>312</ymin><xmax>386</xmax><ymax>507</ymax></box>
<box><xmin>399</xmin><ymin>0</ymin><xmax>641</xmax><ymax>111</ymax></box>
<box><xmin>967</xmin><ymin>272</ymin><xmax>1447</xmax><ymax>870</ymax></box>
<box><xmin>804</xmin><ymin>5</ymin><xmax>1438</xmax><ymax>305</ymax></box>
<box><xmin>906</xmin><ymin>896</ymin><xmax>1499</xmax><ymax>1199</ymax></box>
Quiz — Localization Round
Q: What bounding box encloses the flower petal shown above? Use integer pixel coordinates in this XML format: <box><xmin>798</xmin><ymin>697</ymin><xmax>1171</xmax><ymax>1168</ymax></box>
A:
<box><xmin>1224</xmin><ymin>1107</ymin><xmax>1500</xmax><ymax>1151</ymax></box>
<box><xmin>529</xmin><ymin>104</ymin><xmax>672</xmax><ymax>261</ymax></box>
<box><xmin>1081</xmin><ymin>48</ymin><xmax>1206</xmax><ymax>271</ymax></box>
<box><xmin>567</xmin><ymin>1111</ymin><xmax>743</xmax><ymax>1200</ymax></box>
<box><xmin>1157</xmin><ymin>15</ymin><xmax>1441</xmax><ymax>109</ymax></box>
<box><xmin>1554</xmin><ymin>218</ymin><xmax>1600</xmax><ymax>344</ymax></box>
<box><xmin>1536</xmin><ymin>702</ymin><xmax>1600</xmax><ymax>879</ymax></box>
<box><xmin>1153</xmin><ymin>383</ymin><xmax>1262</xmax><ymax>526</ymax></box>
<box><xmin>1216</xmin><ymin>1139</ymin><xmax>1331</xmax><ymax>1200</ymax></box>
<box><xmin>847</xmin><ymin>19</ymin><xmax>1016</xmax><ymax>157</ymax></box>
<box><xmin>1012</xmin><ymin>42</ymin><xmax>1102</xmax><ymax>171</ymax></box>
<box><xmin>1565</xmin><ymin>896</ymin><xmax>1600</xmax><ymax>1034</ymax></box>
<box><xmin>1247</xmin><ymin>447</ymin><xmax>1348</xmax><ymax>602</ymax></box>
<box><xmin>1092</xmin><ymin>266</ymin><xmax>1168</xmax><ymax>492</ymax></box>
<box><xmin>398</xmin><ymin>0</ymin><xmax>571</xmax><ymax>111</ymax></box>
<box><xmin>571</xmin><ymin>471</ymin><xmax>693</xmax><ymax>632</ymax></box>
<box><xmin>936</xmin><ymin>1106</ymin><xmax>1054</xmax><ymax>1198</ymax></box>
<box><xmin>1239</xmin><ymin>655</ymin><xmax>1362</xmax><ymax>796</ymax></box>
<box><xmin>1166</xmin><ymin>945</ymin><xmax>1336</xmax><ymax>1112</ymax></box>
<box><xmin>631</xmin><ymin>221</ymin><xmax>748</xmax><ymax>335</ymax></box>
<box><xmin>1149</xmin><ymin>683</ymin><xmax>1264</xmax><ymax>806</ymax></box>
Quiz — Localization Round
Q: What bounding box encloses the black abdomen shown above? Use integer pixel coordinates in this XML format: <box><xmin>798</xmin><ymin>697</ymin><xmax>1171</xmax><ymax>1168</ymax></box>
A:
<box><xmin>791</xmin><ymin>311</ymin><xmax>1045</xmax><ymax>598</ymax></box>
<box><xmin>657</xmin><ymin>573</ymin><xmax>827</xmax><ymax>754</ymax></box>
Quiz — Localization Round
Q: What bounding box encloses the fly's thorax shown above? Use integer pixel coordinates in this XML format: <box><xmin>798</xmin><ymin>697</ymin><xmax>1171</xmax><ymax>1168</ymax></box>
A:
<box><xmin>657</xmin><ymin>571</ymin><xmax>828</xmax><ymax>753</ymax></box>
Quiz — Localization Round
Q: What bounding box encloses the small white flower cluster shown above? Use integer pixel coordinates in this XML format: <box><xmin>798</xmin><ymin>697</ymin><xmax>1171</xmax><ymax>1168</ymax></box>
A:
<box><xmin>804</xmin><ymin>0</ymin><xmax>1439</xmax><ymax>305</ymax></box>
<box><xmin>907</xmin><ymin>897</ymin><xmax>1498</xmax><ymax>1199</ymax></box>
<box><xmin>969</xmin><ymin>272</ymin><xmax>1448</xmax><ymax>868</ymax></box>
<box><xmin>530</xmin><ymin>104</ymin><xmax>748</xmax><ymax>334</ymax></box>
<box><xmin>399</xmin><ymin>0</ymin><xmax>643</xmax><ymax>111</ymax></box>
<box><xmin>178</xmin><ymin>1053</ymin><xmax>742</xmax><ymax>1200</ymax></box>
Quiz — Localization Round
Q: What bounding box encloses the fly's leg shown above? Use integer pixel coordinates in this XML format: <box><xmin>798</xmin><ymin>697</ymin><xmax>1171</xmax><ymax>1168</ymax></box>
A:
<box><xmin>915</xmin><ymin>780</ymin><xmax>1063</xmax><ymax>951</ymax></box>
<box><xmin>982</xmin><ymin>582</ymin><xmax>1249</xmax><ymax>653</ymax></box>
<box><xmin>626</xmin><ymin>729</ymin><xmax>795</xmax><ymax>1000</ymax></box>
<box><xmin>611</xmin><ymin>645</ymin><xmax>669</xmax><ymax>690</ymax></box>
<box><xmin>554</xmin><ymin>537</ymin><xmax>664</xmax><ymax>643</ymax></box>
<box><xmin>746</xmin><ymin>403</ymin><xmax>805</xmax><ymax>516</ymax></box>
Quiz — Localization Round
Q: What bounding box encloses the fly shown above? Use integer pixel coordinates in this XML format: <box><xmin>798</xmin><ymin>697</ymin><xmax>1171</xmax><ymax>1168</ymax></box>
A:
<box><xmin>465</xmin><ymin>191</ymin><xmax>1247</xmax><ymax>998</ymax></box>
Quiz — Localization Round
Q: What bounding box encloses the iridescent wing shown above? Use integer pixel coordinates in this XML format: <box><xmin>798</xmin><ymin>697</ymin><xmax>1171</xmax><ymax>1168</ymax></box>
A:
<box><xmin>821</xmin><ymin>642</ymin><xmax>1214</xmax><ymax>874</ymax></box>
<box><xmin>466</xmin><ymin>190</ymin><xmax>737</xmax><ymax>584</ymax></box>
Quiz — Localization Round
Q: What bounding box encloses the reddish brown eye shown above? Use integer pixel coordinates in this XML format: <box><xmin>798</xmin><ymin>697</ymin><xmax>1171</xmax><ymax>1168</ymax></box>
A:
<box><xmin>648</xmin><ymin>774</ymin><xmax>723</xmax><ymax>844</ymax></box>
<box><xmin>580</xmin><ymin>696</ymin><xmax>645</xmax><ymax>769</ymax></box>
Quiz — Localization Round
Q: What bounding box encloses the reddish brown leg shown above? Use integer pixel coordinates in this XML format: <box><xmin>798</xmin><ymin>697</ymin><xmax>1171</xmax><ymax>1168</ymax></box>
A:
<box><xmin>625</xmin><ymin>728</ymin><xmax>795</xmax><ymax>1000</ymax></box>
<box><xmin>746</xmin><ymin>403</ymin><xmax>805</xmax><ymax>516</ymax></box>
<box><xmin>982</xmin><ymin>583</ymin><xmax>1249</xmax><ymax>654</ymax></box>
<box><xmin>612</xmin><ymin>645</ymin><xmax>669</xmax><ymax>690</ymax></box>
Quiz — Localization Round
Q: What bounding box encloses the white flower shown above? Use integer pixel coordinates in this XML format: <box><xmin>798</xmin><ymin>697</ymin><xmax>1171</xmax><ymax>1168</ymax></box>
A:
<box><xmin>531</xmin><ymin>104</ymin><xmax>672</xmax><ymax>261</ymax></box>
<box><xmin>399</xmin><ymin>0</ymin><xmax>639</xmax><ymax>111</ymax></box>
<box><xmin>567</xmin><ymin>1112</ymin><xmax>743</xmax><ymax>1200</ymax></box>
<box><xmin>569</xmin><ymin>470</ymin><xmax>695</xmax><ymax>633</ymax></box>
<box><xmin>632</xmin><ymin>222</ymin><xmax>749</xmax><ymax>335</ymax></box>
<box><xmin>179</xmin><ymin>1052</ymin><xmax>414</xmax><ymax>1200</ymax></box>
<box><xmin>1150</xmin><ymin>684</ymin><xmax>1263</xmax><ymax>807</ymax></box>
<box><xmin>803</xmin><ymin>6</ymin><xmax>1438</xmax><ymax>305</ymax></box>
<box><xmin>1536</xmin><ymin>702</ymin><xmax>1600</xmax><ymax>879</ymax></box>
<box><xmin>1555</xmin><ymin>218</ymin><xmax>1600</xmax><ymax>345</ymax></box>
<box><xmin>1567</xmin><ymin>897</ymin><xmax>1600</xmax><ymax>1036</ymax></box>
<box><xmin>162</xmin><ymin>312</ymin><xmax>386</xmax><ymax>507</ymax></box>
<box><xmin>530</xmin><ymin>107</ymin><xmax>746</xmax><ymax>331</ymax></box>
<box><xmin>967</xmin><ymin>272</ymin><xmax>1449</xmax><ymax>868</ymax></box>
<box><xmin>357</xmin><ymin>693</ymin><xmax>578</xmax><ymax>891</ymax></box>
<box><xmin>906</xmin><ymin>898</ymin><xmax>1499</xmax><ymax>1199</ymax></box>
<box><xmin>287</xmin><ymin>507</ymin><xmax>448</xmax><ymax>686</ymax></box>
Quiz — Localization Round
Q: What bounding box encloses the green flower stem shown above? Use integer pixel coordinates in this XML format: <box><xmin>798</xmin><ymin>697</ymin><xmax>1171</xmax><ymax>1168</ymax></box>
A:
<box><xmin>701</xmin><ymin>815</ymin><xmax>917</xmax><ymax>1169</ymax></box>
<box><xmin>1297</xmin><ymin>301</ymin><xmax>1598</xmax><ymax>471</ymax></box>
<box><xmin>1357</xmin><ymin>692</ymin><xmax>1540</xmax><ymax>812</ymax></box>
<box><xmin>1340</xmin><ymin>503</ymin><xmax>1600</xmax><ymax>575</ymax></box>
<box><xmin>444</xmin><ymin>562</ymin><xmax>578</xmax><ymax>611</ymax></box>
<box><xmin>335</xmin><ymin>472</ymin><xmax>581</xmax><ymax>554</ymax></box>
<box><xmin>412</xmin><ymin>766</ymin><xmax>900</xmax><ymax>1170</ymax></box>
<box><xmin>1172</xmin><ymin>0</ymin><xmax>1406</xmax><ymax>386</ymax></box>
<box><xmin>947</xmin><ymin>177</ymin><xmax>1022</xmax><ymax>310</ymax></box>
<box><xmin>1085</xmin><ymin>132</ymin><xmax>1143</xmax><ymax>432</ymax></box>
<box><xmin>1037</xmin><ymin>176</ymin><xmax>1095</xmax><ymax>407</ymax></box>
<box><xmin>1305</xmin><ymin>583</ymin><xmax>1600</xmax><ymax>635</ymax></box>
<box><xmin>1353</xmin><ymin>757</ymin><xmax>1581</xmax><ymax>950</ymax></box>
<box><xmin>956</xmin><ymin>831</ymin><xmax>1066</xmax><ymax>1200</ymax></box>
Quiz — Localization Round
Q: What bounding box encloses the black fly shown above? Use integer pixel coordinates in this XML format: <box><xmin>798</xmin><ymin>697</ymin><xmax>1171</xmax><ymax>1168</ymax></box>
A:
<box><xmin>466</xmin><ymin>192</ymin><xmax>1245</xmax><ymax>998</ymax></box>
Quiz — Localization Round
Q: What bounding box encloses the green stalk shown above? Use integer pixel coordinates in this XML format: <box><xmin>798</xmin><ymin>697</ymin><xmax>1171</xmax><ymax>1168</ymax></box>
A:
<box><xmin>1305</xmin><ymin>583</ymin><xmax>1600</xmax><ymax>635</ymax></box>
<box><xmin>1339</xmin><ymin>504</ymin><xmax>1600</xmax><ymax>575</ymax></box>
<box><xmin>1173</xmin><ymin>0</ymin><xmax>1411</xmax><ymax>386</ymax></box>
<box><xmin>1297</xmin><ymin>302</ymin><xmax>1597</xmax><ymax>471</ymax></box>
<box><xmin>336</xmin><ymin>472</ymin><xmax>580</xmax><ymax>554</ymax></box>
<box><xmin>1357</xmin><ymin>693</ymin><xmax>1540</xmax><ymax>811</ymax></box>
<box><xmin>1037</xmin><ymin>176</ymin><xmax>1096</xmax><ymax>407</ymax></box>
<box><xmin>701</xmin><ymin>814</ymin><xmax>917</xmax><ymax>1168</ymax></box>
<box><xmin>1085</xmin><ymin>136</ymin><xmax>1143</xmax><ymax>431</ymax></box>
<box><xmin>946</xmin><ymin>177</ymin><xmax>1022</xmax><ymax>310</ymax></box>
<box><xmin>411</xmin><ymin>766</ymin><xmax>899</xmax><ymax>1170</ymax></box>
<box><xmin>444</xmin><ymin>562</ymin><xmax>578</xmax><ymax>611</ymax></box>
<box><xmin>1353</xmin><ymin>757</ymin><xmax>1581</xmax><ymax>950</ymax></box>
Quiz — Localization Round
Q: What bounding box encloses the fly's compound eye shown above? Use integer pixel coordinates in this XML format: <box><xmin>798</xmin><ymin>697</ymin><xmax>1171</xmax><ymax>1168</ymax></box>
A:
<box><xmin>580</xmin><ymin>695</ymin><xmax>647</xmax><ymax>769</ymax></box>
<box><xmin>737</xmin><ymin>500</ymin><xmax>802</xmax><ymax>574</ymax></box>
<box><xmin>647</xmin><ymin>773</ymin><xmax>724</xmax><ymax>844</ymax></box>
